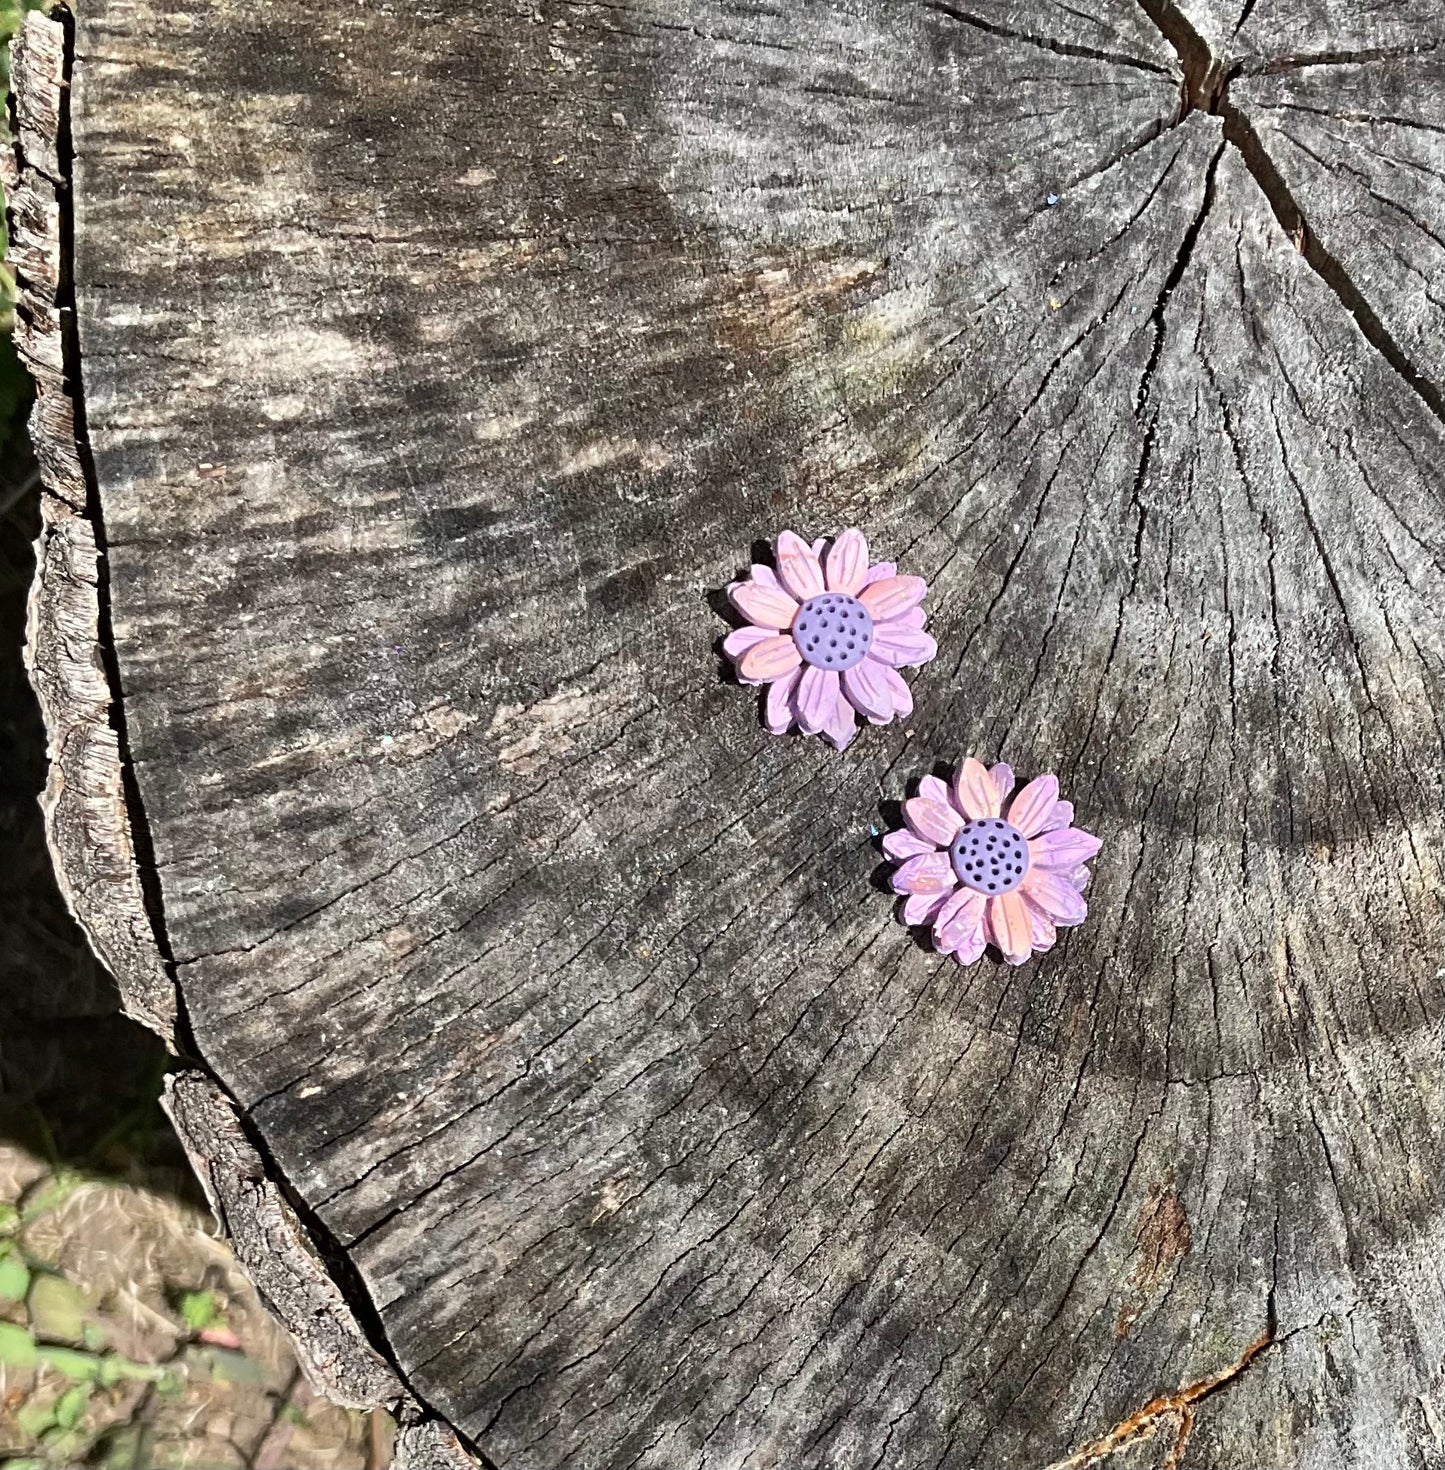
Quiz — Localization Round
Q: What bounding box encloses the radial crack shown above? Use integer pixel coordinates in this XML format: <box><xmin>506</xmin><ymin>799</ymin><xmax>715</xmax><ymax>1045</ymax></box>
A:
<box><xmin>1045</xmin><ymin>1307</ymin><xmax>1276</xmax><ymax>1469</ymax></box>
<box><xmin>1132</xmin><ymin>0</ymin><xmax>1445</xmax><ymax>433</ymax></box>
<box><xmin>926</xmin><ymin>1</ymin><xmax>1174</xmax><ymax>77</ymax></box>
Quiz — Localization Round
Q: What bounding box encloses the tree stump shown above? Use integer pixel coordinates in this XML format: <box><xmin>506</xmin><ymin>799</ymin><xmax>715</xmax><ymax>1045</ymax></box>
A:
<box><xmin>10</xmin><ymin>0</ymin><xmax>1445</xmax><ymax>1464</ymax></box>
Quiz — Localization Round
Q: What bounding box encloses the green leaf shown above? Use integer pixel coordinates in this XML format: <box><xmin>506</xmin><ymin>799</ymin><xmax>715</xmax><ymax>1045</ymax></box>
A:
<box><xmin>0</xmin><ymin>1251</ymin><xmax>31</xmax><ymax>1302</ymax></box>
<box><xmin>0</xmin><ymin>1318</ymin><xmax>39</xmax><ymax>1370</ymax></box>
<box><xmin>53</xmin><ymin>1381</ymin><xmax>93</xmax><ymax>1430</ymax></box>
<box><xmin>26</xmin><ymin>1273</ymin><xmax>87</xmax><ymax>1343</ymax></box>
<box><xmin>178</xmin><ymin>1288</ymin><xmax>220</xmax><ymax>1333</ymax></box>
<box><xmin>96</xmin><ymin>1351</ymin><xmax>165</xmax><ymax>1386</ymax></box>
<box><xmin>35</xmin><ymin>1344</ymin><xmax>101</xmax><ymax>1381</ymax></box>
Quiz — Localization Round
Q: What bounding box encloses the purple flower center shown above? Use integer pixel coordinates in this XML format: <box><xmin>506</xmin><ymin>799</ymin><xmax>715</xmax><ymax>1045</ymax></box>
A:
<box><xmin>792</xmin><ymin>593</ymin><xmax>874</xmax><ymax>671</ymax></box>
<box><xmin>950</xmin><ymin>819</ymin><xmax>1030</xmax><ymax>895</ymax></box>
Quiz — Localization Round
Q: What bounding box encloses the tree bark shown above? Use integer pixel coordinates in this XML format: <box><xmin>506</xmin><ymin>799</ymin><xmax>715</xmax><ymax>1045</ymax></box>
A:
<box><xmin>14</xmin><ymin>0</ymin><xmax>1445</xmax><ymax>1465</ymax></box>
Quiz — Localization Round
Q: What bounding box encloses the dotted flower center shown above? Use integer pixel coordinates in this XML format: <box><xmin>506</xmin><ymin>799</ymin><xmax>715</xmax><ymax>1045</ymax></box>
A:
<box><xmin>792</xmin><ymin>593</ymin><xmax>874</xmax><ymax>671</ymax></box>
<box><xmin>950</xmin><ymin>819</ymin><xmax>1030</xmax><ymax>895</ymax></box>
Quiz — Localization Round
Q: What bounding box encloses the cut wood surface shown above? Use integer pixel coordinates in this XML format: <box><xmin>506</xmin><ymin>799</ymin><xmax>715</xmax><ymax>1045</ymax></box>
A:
<box><xmin>36</xmin><ymin>0</ymin><xmax>1445</xmax><ymax>1462</ymax></box>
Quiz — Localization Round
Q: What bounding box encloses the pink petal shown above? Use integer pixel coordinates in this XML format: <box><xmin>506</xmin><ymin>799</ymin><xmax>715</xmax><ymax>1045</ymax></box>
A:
<box><xmin>825</xmin><ymin>528</ymin><xmax>869</xmax><ymax>595</ymax></box>
<box><xmin>859</xmin><ymin>575</ymin><xmax>927</xmax><ymax>622</ymax></box>
<box><xmin>883</xmin><ymin>828</ymin><xmax>937</xmax><ymax>861</ymax></box>
<box><xmin>876</xmin><ymin>663</ymin><xmax>913</xmax><ymax>720</ymax></box>
<box><xmin>730</xmin><ymin>581</ymin><xmax>798</xmax><ymax>630</ymax></box>
<box><xmin>1008</xmin><ymin>773</ymin><xmax>1060</xmax><ymax>837</ymax></box>
<box><xmin>894</xmin><ymin>606</ymin><xmax>927</xmax><ymax>631</ymax></box>
<box><xmin>918</xmin><ymin>775</ymin><xmax>951</xmax><ymax>807</ymax></box>
<box><xmin>842</xmin><ymin>659</ymin><xmax>893</xmax><ymax>723</ymax></box>
<box><xmin>902</xmin><ymin>890</ymin><xmax>949</xmax><ymax>926</ymax></box>
<box><xmin>904</xmin><ymin>797</ymin><xmax>962</xmax><ymax>847</ymax></box>
<box><xmin>749</xmin><ymin>564</ymin><xmax>784</xmax><ymax>592</ymax></box>
<box><xmin>821</xmin><ymin>687</ymin><xmax>858</xmax><ymax>750</ymax></box>
<box><xmin>723</xmin><ymin>625</ymin><xmax>773</xmax><ymax>661</ymax></box>
<box><xmin>738</xmin><ymin>636</ymin><xmax>802</xmax><ymax>684</ymax></box>
<box><xmin>775</xmin><ymin>530</ymin><xmax>826</xmax><ymax>601</ymax></box>
<box><xmin>1028</xmin><ymin>827</ymin><xmax>1102</xmax><ymax>870</ymax></box>
<box><xmin>860</xmin><ymin>561</ymin><xmax>897</xmax><ymax>588</ymax></box>
<box><xmin>811</xmin><ymin>537</ymin><xmax>827</xmax><ymax>557</ymax></box>
<box><xmin>990</xmin><ymin>763</ymin><xmax>1014</xmax><ymax>803</ymax></box>
<box><xmin>1028</xmin><ymin>905</ymin><xmax>1057</xmax><ymax>952</ymax></box>
<box><xmin>988</xmin><ymin>891</ymin><xmax>1033</xmax><ymax>965</ymax></box>
<box><xmin>794</xmin><ymin>666</ymin><xmax>840</xmax><ymax>735</ymax></box>
<box><xmin>1038</xmin><ymin>799</ymin><xmax>1075</xmax><ymax>834</ymax></box>
<box><xmin>949</xmin><ymin>921</ymin><xmax>988</xmax><ymax>965</ymax></box>
<box><xmin>764</xmin><ymin>667</ymin><xmax>801</xmax><ymax>734</ymax></box>
<box><xmin>868</xmin><ymin>624</ymin><xmax>937</xmax><ymax>668</ymax></box>
<box><xmin>934</xmin><ymin>888</ymin><xmax>985</xmax><ymax>954</ymax></box>
<box><xmin>953</xmin><ymin>757</ymin><xmax>1002</xmax><ymax>820</ymax></box>
<box><xmin>891</xmin><ymin>852</ymin><xmax>954</xmax><ymax>896</ymax></box>
<box><xmin>1021</xmin><ymin>868</ymin><xmax>1087</xmax><ymax>926</ymax></box>
<box><xmin>1070</xmin><ymin>864</ymin><xmax>1092</xmax><ymax>893</ymax></box>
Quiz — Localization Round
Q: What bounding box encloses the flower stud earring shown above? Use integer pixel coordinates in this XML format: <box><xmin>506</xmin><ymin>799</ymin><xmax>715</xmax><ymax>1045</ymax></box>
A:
<box><xmin>722</xmin><ymin>529</ymin><xmax>936</xmax><ymax>749</ymax></box>
<box><xmin>883</xmin><ymin>757</ymin><xmax>1100</xmax><ymax>965</ymax></box>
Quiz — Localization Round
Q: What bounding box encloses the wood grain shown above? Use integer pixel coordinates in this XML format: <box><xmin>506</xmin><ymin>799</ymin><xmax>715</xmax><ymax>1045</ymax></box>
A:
<box><xmin>6</xmin><ymin>9</ymin><xmax>174</xmax><ymax>1039</ymax></box>
<box><xmin>47</xmin><ymin>0</ymin><xmax>1445</xmax><ymax>1463</ymax></box>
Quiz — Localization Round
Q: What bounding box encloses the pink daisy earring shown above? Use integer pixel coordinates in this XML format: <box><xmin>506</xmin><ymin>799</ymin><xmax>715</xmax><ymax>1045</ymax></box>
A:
<box><xmin>883</xmin><ymin>757</ymin><xmax>1101</xmax><ymax>965</ymax></box>
<box><xmin>721</xmin><ymin>529</ymin><xmax>937</xmax><ymax>750</ymax></box>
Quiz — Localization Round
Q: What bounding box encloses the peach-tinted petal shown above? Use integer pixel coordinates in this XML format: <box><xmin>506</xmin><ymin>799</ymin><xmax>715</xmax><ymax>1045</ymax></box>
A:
<box><xmin>935</xmin><ymin>888</ymin><xmax>985</xmax><ymax>954</ymax></box>
<box><xmin>722</xmin><ymin>625</ymin><xmax>772</xmax><ymax>661</ymax></box>
<box><xmin>730</xmin><ymin>581</ymin><xmax>798</xmax><ymax>629</ymax></box>
<box><xmin>902</xmin><ymin>890</ymin><xmax>949</xmax><ymax>926</ymax></box>
<box><xmin>1008</xmin><ymin>773</ymin><xmax>1060</xmax><ymax>836</ymax></box>
<box><xmin>883</xmin><ymin>828</ymin><xmax>936</xmax><ymax>861</ymax></box>
<box><xmin>1029</xmin><ymin>827</ymin><xmax>1102</xmax><ymax>870</ymax></box>
<box><xmin>842</xmin><ymin>659</ymin><xmax>892</xmax><ymax>722</ymax></box>
<box><xmin>860</xmin><ymin>560</ymin><xmax>897</xmax><ymax>588</ymax></box>
<box><xmin>891</xmin><ymin>852</ymin><xmax>954</xmax><ymax>895</ymax></box>
<box><xmin>953</xmin><ymin>757</ymin><xmax>1002</xmax><ymax>820</ymax></box>
<box><xmin>738</xmin><ymin>635</ymin><xmax>802</xmax><ymax>684</ymax></box>
<box><xmin>876</xmin><ymin>663</ymin><xmax>913</xmax><ymax>720</ymax></box>
<box><xmin>764</xmin><ymin>667</ymin><xmax>801</xmax><ymax>734</ymax></box>
<box><xmin>990</xmin><ymin>763</ymin><xmax>1014</xmax><ymax>803</ymax></box>
<box><xmin>1037</xmin><ymin>799</ymin><xmax>1075</xmax><ymax>833</ymax></box>
<box><xmin>869</xmin><ymin>624</ymin><xmax>937</xmax><ymax>668</ymax></box>
<box><xmin>825</xmin><ymin>528</ymin><xmax>869</xmax><ymax>595</ymax></box>
<box><xmin>988</xmin><ymin>891</ymin><xmax>1033</xmax><ymax>964</ymax></box>
<box><xmin>795</xmin><ymin>666</ymin><xmax>840</xmax><ymax>735</ymax></box>
<box><xmin>905</xmin><ymin>797</ymin><xmax>962</xmax><ymax>847</ymax></box>
<box><xmin>775</xmin><ymin>530</ymin><xmax>826</xmax><ymax>601</ymax></box>
<box><xmin>859</xmin><ymin>575</ymin><xmax>927</xmax><ymax>621</ymax></box>
<box><xmin>822</xmin><ymin>687</ymin><xmax>858</xmax><ymax>750</ymax></box>
<box><xmin>1021</xmin><ymin>868</ymin><xmax>1087</xmax><ymax>926</ymax></box>
<box><xmin>919</xmin><ymin>775</ymin><xmax>951</xmax><ymax>807</ymax></box>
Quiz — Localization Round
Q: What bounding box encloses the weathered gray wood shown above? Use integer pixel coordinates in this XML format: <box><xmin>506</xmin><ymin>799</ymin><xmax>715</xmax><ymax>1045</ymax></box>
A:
<box><xmin>38</xmin><ymin>0</ymin><xmax>1445</xmax><ymax>1463</ymax></box>
<box><xmin>5</xmin><ymin>9</ymin><xmax>175</xmax><ymax>1040</ymax></box>
<box><xmin>160</xmin><ymin>1069</ymin><xmax>406</xmax><ymax>1411</ymax></box>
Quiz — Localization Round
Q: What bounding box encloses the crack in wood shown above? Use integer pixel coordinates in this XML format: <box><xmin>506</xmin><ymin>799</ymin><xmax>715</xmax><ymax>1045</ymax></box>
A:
<box><xmin>1133</xmin><ymin>0</ymin><xmax>1445</xmax><ymax>431</ymax></box>
<box><xmin>6</xmin><ymin>10</ymin><xmax>491</xmax><ymax>1466</ymax></box>
<box><xmin>925</xmin><ymin>1</ymin><xmax>1174</xmax><ymax>77</ymax></box>
<box><xmin>1046</xmin><ymin>1303</ymin><xmax>1276</xmax><ymax>1469</ymax></box>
